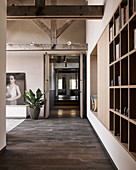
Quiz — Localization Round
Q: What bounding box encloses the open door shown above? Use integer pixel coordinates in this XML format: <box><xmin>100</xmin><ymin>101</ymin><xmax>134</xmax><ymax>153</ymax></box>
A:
<box><xmin>80</xmin><ymin>53</ymin><xmax>87</xmax><ymax>118</ymax></box>
<box><xmin>44</xmin><ymin>53</ymin><xmax>50</xmax><ymax>118</ymax></box>
<box><xmin>80</xmin><ymin>53</ymin><xmax>83</xmax><ymax>118</ymax></box>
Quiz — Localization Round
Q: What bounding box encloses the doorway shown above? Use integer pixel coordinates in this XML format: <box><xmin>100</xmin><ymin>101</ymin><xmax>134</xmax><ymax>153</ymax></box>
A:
<box><xmin>44</xmin><ymin>53</ymin><xmax>86</xmax><ymax>118</ymax></box>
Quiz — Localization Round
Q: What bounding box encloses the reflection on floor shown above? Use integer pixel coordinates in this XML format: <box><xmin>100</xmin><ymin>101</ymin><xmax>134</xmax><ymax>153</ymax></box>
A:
<box><xmin>50</xmin><ymin>108</ymin><xmax>80</xmax><ymax>118</ymax></box>
<box><xmin>6</xmin><ymin>119</ymin><xmax>25</xmax><ymax>133</ymax></box>
<box><xmin>50</xmin><ymin>95</ymin><xmax>80</xmax><ymax>118</ymax></box>
<box><xmin>56</xmin><ymin>95</ymin><xmax>79</xmax><ymax>100</ymax></box>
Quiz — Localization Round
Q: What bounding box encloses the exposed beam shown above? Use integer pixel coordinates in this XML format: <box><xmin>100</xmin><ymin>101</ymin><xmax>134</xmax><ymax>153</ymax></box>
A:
<box><xmin>7</xmin><ymin>5</ymin><xmax>104</xmax><ymax>20</ymax></box>
<box><xmin>32</xmin><ymin>20</ymin><xmax>51</xmax><ymax>37</ymax></box>
<box><xmin>6</xmin><ymin>43</ymin><xmax>88</xmax><ymax>51</ymax></box>
<box><xmin>51</xmin><ymin>0</ymin><xmax>57</xmax><ymax>45</ymax></box>
<box><xmin>51</xmin><ymin>0</ymin><xmax>57</xmax><ymax>5</ymax></box>
<box><xmin>35</xmin><ymin>0</ymin><xmax>45</xmax><ymax>6</ymax></box>
<box><xmin>51</xmin><ymin>20</ymin><xmax>57</xmax><ymax>45</ymax></box>
<box><xmin>57</xmin><ymin>20</ymin><xmax>75</xmax><ymax>38</ymax></box>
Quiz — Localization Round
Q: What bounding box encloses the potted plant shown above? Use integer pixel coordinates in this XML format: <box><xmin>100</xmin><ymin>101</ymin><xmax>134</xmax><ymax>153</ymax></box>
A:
<box><xmin>22</xmin><ymin>88</ymin><xmax>46</xmax><ymax>119</ymax></box>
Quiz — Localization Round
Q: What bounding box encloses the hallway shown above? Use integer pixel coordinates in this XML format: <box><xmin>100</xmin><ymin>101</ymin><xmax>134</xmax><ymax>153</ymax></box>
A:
<box><xmin>0</xmin><ymin>118</ymin><xmax>114</xmax><ymax>170</ymax></box>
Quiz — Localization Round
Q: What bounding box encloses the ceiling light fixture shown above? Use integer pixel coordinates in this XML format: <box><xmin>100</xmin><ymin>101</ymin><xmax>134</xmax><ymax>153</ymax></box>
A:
<box><xmin>30</xmin><ymin>42</ymin><xmax>35</xmax><ymax>45</ymax></box>
<box><xmin>67</xmin><ymin>41</ymin><xmax>71</xmax><ymax>46</ymax></box>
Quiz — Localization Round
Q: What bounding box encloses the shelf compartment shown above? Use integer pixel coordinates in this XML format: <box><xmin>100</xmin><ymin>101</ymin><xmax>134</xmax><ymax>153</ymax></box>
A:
<box><xmin>129</xmin><ymin>15</ymin><xmax>136</xmax><ymax>51</ymax></box>
<box><xmin>129</xmin><ymin>0</ymin><xmax>136</xmax><ymax>19</ymax></box>
<box><xmin>130</xmin><ymin>88</ymin><xmax>136</xmax><ymax>119</ymax></box>
<box><xmin>115</xmin><ymin>89</ymin><xmax>120</xmax><ymax>112</ymax></box>
<box><xmin>115</xmin><ymin>35</ymin><xmax>120</xmax><ymax>61</ymax></box>
<box><xmin>114</xmin><ymin>7</ymin><xmax>120</xmax><ymax>35</ymax></box>
<box><xmin>121</xmin><ymin>57</ymin><xmax>128</xmax><ymax>85</ymax></box>
<box><xmin>121</xmin><ymin>88</ymin><xmax>128</xmax><ymax>117</ymax></box>
<box><xmin>120</xmin><ymin>0</ymin><xmax>129</xmax><ymax>28</ymax></box>
<box><xmin>110</xmin><ymin>89</ymin><xmax>114</xmax><ymax>109</ymax></box>
<box><xmin>109</xmin><ymin>18</ymin><xmax>114</xmax><ymax>42</ymax></box>
<box><xmin>121</xmin><ymin>118</ymin><xmax>128</xmax><ymax>145</ymax></box>
<box><xmin>115</xmin><ymin>61</ymin><xmax>120</xmax><ymax>86</ymax></box>
<box><xmin>115</xmin><ymin>114</ymin><xmax>120</xmax><ymax>139</ymax></box>
<box><xmin>129</xmin><ymin>123</ymin><xmax>136</xmax><ymax>153</ymax></box>
<box><xmin>110</xmin><ymin>111</ymin><xmax>114</xmax><ymax>132</ymax></box>
<box><xmin>130</xmin><ymin>52</ymin><xmax>136</xmax><ymax>85</ymax></box>
<box><xmin>110</xmin><ymin>41</ymin><xmax>114</xmax><ymax>63</ymax></box>
<box><xmin>110</xmin><ymin>65</ymin><xmax>114</xmax><ymax>86</ymax></box>
<box><xmin>121</xmin><ymin>25</ymin><xmax>128</xmax><ymax>56</ymax></box>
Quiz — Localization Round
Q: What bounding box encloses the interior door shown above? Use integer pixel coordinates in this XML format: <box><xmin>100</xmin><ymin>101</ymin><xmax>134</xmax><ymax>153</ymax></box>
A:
<box><xmin>44</xmin><ymin>53</ymin><xmax>50</xmax><ymax>118</ymax></box>
<box><xmin>80</xmin><ymin>53</ymin><xmax>83</xmax><ymax>118</ymax></box>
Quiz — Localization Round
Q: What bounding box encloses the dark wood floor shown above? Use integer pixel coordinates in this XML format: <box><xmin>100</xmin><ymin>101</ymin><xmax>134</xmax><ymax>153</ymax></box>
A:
<box><xmin>0</xmin><ymin>118</ymin><xmax>115</xmax><ymax>170</ymax></box>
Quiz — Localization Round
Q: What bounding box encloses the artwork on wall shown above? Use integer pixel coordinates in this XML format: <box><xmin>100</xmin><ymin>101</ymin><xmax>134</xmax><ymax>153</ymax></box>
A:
<box><xmin>6</xmin><ymin>73</ymin><xmax>25</xmax><ymax>105</ymax></box>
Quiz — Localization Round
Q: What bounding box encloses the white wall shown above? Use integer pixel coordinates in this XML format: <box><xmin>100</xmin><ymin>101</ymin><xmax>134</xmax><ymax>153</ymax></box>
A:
<box><xmin>0</xmin><ymin>0</ymin><xmax>6</xmax><ymax>151</ymax></box>
<box><xmin>86</xmin><ymin>0</ymin><xmax>136</xmax><ymax>169</ymax></box>
<box><xmin>86</xmin><ymin>0</ymin><xmax>121</xmax><ymax>53</ymax></box>
<box><xmin>6</xmin><ymin>51</ymin><xmax>44</xmax><ymax>93</ymax></box>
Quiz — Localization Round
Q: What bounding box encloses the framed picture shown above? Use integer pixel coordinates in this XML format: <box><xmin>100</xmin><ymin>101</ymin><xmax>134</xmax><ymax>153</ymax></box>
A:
<box><xmin>6</xmin><ymin>73</ymin><xmax>25</xmax><ymax>105</ymax></box>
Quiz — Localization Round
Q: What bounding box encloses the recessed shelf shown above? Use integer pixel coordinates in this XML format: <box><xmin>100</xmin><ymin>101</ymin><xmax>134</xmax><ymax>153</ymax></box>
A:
<box><xmin>110</xmin><ymin>65</ymin><xmax>114</xmax><ymax>86</ymax></box>
<box><xmin>115</xmin><ymin>35</ymin><xmax>120</xmax><ymax>61</ymax></box>
<box><xmin>129</xmin><ymin>15</ymin><xmax>136</xmax><ymax>52</ymax></box>
<box><xmin>130</xmin><ymin>88</ymin><xmax>136</xmax><ymax>120</ymax></box>
<box><xmin>121</xmin><ymin>88</ymin><xmax>128</xmax><ymax>117</ymax></box>
<box><xmin>129</xmin><ymin>0</ymin><xmax>136</xmax><ymax>19</ymax></box>
<box><xmin>120</xmin><ymin>0</ymin><xmax>128</xmax><ymax>28</ymax></box>
<box><xmin>110</xmin><ymin>41</ymin><xmax>114</xmax><ymax>64</ymax></box>
<box><xmin>109</xmin><ymin>18</ymin><xmax>114</xmax><ymax>42</ymax></box>
<box><xmin>115</xmin><ymin>114</ymin><xmax>120</xmax><ymax>138</ymax></box>
<box><xmin>121</xmin><ymin>118</ymin><xmax>128</xmax><ymax>144</ymax></box>
<box><xmin>115</xmin><ymin>89</ymin><xmax>120</xmax><ymax>112</ymax></box>
<box><xmin>121</xmin><ymin>25</ymin><xmax>128</xmax><ymax>56</ymax></box>
<box><xmin>110</xmin><ymin>89</ymin><xmax>114</xmax><ymax>109</ymax></box>
<box><xmin>115</xmin><ymin>62</ymin><xmax>120</xmax><ymax>86</ymax></box>
<box><xmin>110</xmin><ymin>111</ymin><xmax>114</xmax><ymax>132</ymax></box>
<box><xmin>121</xmin><ymin>57</ymin><xmax>128</xmax><ymax>85</ymax></box>
<box><xmin>114</xmin><ymin>7</ymin><xmax>120</xmax><ymax>36</ymax></box>
<box><xmin>130</xmin><ymin>52</ymin><xmax>136</xmax><ymax>85</ymax></box>
<box><xmin>129</xmin><ymin>123</ymin><xmax>136</xmax><ymax>153</ymax></box>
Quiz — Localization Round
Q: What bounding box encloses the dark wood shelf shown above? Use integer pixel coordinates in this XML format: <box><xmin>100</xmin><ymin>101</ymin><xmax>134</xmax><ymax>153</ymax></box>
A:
<box><xmin>109</xmin><ymin>0</ymin><xmax>136</xmax><ymax>160</ymax></box>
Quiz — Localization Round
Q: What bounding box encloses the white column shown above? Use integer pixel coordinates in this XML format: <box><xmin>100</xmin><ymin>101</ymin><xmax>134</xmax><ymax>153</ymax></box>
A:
<box><xmin>0</xmin><ymin>0</ymin><xmax>6</xmax><ymax>151</ymax></box>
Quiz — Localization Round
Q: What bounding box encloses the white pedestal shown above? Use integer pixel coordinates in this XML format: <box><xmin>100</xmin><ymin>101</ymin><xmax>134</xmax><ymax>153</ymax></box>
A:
<box><xmin>6</xmin><ymin>105</ymin><xmax>28</xmax><ymax>118</ymax></box>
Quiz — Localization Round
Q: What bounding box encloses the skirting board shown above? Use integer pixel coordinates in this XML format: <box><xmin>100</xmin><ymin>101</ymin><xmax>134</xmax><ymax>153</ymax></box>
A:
<box><xmin>87</xmin><ymin>111</ymin><xmax>136</xmax><ymax>170</ymax></box>
<box><xmin>88</xmin><ymin>120</ymin><xmax>117</xmax><ymax>170</ymax></box>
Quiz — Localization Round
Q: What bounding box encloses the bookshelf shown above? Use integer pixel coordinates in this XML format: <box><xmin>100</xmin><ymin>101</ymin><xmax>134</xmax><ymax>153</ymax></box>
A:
<box><xmin>109</xmin><ymin>0</ymin><xmax>136</xmax><ymax>160</ymax></box>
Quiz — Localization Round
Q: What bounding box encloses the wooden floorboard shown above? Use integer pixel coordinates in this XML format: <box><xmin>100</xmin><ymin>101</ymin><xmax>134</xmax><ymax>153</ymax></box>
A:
<box><xmin>0</xmin><ymin>118</ymin><xmax>115</xmax><ymax>170</ymax></box>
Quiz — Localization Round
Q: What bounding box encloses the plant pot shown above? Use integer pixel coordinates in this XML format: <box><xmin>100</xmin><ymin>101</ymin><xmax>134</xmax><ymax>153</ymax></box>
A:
<box><xmin>28</xmin><ymin>107</ymin><xmax>40</xmax><ymax>119</ymax></box>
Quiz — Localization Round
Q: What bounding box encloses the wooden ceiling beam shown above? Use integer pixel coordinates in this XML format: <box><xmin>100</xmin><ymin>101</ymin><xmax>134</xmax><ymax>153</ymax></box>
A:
<box><xmin>7</xmin><ymin>5</ymin><xmax>104</xmax><ymax>20</ymax></box>
<box><xmin>57</xmin><ymin>20</ymin><xmax>75</xmax><ymax>38</ymax></box>
<box><xmin>6</xmin><ymin>43</ymin><xmax>88</xmax><ymax>51</ymax></box>
<box><xmin>51</xmin><ymin>0</ymin><xmax>57</xmax><ymax>45</ymax></box>
<box><xmin>51</xmin><ymin>20</ymin><xmax>57</xmax><ymax>45</ymax></box>
<box><xmin>32</xmin><ymin>20</ymin><xmax>51</xmax><ymax>37</ymax></box>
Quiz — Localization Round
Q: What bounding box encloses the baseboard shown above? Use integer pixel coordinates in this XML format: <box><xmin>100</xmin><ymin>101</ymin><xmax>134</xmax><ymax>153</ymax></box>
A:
<box><xmin>6</xmin><ymin>117</ymin><xmax>26</xmax><ymax>119</ymax></box>
<box><xmin>0</xmin><ymin>146</ymin><xmax>6</xmax><ymax>155</ymax></box>
<box><xmin>88</xmin><ymin>120</ymin><xmax>118</xmax><ymax>170</ymax></box>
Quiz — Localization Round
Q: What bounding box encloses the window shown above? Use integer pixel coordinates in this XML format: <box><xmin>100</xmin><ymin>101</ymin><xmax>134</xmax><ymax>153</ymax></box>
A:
<box><xmin>70</xmin><ymin>79</ymin><xmax>78</xmax><ymax>89</ymax></box>
<box><xmin>58</xmin><ymin>79</ymin><xmax>62</xmax><ymax>89</ymax></box>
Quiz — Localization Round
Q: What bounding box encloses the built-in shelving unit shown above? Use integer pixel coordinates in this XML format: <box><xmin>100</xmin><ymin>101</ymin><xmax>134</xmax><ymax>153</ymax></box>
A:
<box><xmin>109</xmin><ymin>0</ymin><xmax>136</xmax><ymax>160</ymax></box>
